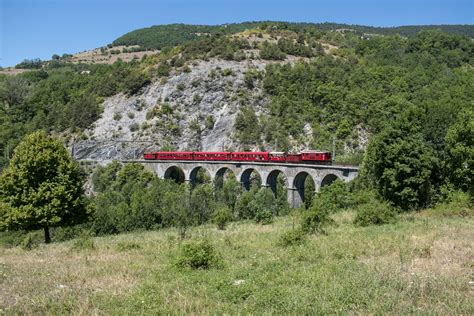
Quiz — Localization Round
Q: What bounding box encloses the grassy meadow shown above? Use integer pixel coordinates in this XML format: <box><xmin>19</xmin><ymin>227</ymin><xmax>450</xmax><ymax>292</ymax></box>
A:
<box><xmin>1</xmin><ymin>208</ymin><xmax>473</xmax><ymax>314</ymax></box>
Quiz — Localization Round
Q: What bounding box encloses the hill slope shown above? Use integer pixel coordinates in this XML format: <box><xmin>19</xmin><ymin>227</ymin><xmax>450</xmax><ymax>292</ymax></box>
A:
<box><xmin>1</xmin><ymin>22</ymin><xmax>473</xmax><ymax>166</ymax></box>
<box><xmin>112</xmin><ymin>22</ymin><xmax>474</xmax><ymax>50</ymax></box>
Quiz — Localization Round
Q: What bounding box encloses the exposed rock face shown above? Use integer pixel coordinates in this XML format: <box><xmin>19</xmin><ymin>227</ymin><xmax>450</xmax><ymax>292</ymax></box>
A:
<box><xmin>76</xmin><ymin>58</ymin><xmax>272</xmax><ymax>160</ymax></box>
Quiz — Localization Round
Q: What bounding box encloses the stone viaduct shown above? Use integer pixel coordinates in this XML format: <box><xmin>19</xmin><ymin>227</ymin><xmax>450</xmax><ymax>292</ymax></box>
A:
<box><xmin>136</xmin><ymin>160</ymin><xmax>359</xmax><ymax>208</ymax></box>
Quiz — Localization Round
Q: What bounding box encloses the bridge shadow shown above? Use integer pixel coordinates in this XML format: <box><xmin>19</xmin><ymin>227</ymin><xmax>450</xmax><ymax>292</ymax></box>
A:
<box><xmin>164</xmin><ymin>166</ymin><xmax>185</xmax><ymax>184</ymax></box>
<box><xmin>240</xmin><ymin>168</ymin><xmax>261</xmax><ymax>191</ymax></box>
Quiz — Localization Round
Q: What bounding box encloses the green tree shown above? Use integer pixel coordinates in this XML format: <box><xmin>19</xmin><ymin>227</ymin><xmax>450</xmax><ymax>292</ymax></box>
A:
<box><xmin>0</xmin><ymin>131</ymin><xmax>86</xmax><ymax>243</ymax></box>
<box><xmin>361</xmin><ymin>119</ymin><xmax>437</xmax><ymax>210</ymax></box>
<box><xmin>249</xmin><ymin>188</ymin><xmax>275</xmax><ymax>224</ymax></box>
<box><xmin>274</xmin><ymin>174</ymin><xmax>290</xmax><ymax>216</ymax></box>
<box><xmin>445</xmin><ymin>108</ymin><xmax>474</xmax><ymax>194</ymax></box>
<box><xmin>190</xmin><ymin>184</ymin><xmax>216</xmax><ymax>224</ymax></box>
<box><xmin>215</xmin><ymin>175</ymin><xmax>242</xmax><ymax>210</ymax></box>
<box><xmin>234</xmin><ymin>106</ymin><xmax>261</xmax><ymax>147</ymax></box>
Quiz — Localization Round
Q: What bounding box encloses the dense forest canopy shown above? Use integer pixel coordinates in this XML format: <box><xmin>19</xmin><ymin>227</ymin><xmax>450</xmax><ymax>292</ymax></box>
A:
<box><xmin>112</xmin><ymin>22</ymin><xmax>474</xmax><ymax>50</ymax></box>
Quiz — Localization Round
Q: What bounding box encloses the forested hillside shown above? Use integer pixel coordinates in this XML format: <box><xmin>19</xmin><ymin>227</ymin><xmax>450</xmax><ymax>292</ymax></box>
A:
<box><xmin>113</xmin><ymin>22</ymin><xmax>474</xmax><ymax>50</ymax></box>
<box><xmin>1</xmin><ymin>22</ymin><xmax>473</xmax><ymax>173</ymax></box>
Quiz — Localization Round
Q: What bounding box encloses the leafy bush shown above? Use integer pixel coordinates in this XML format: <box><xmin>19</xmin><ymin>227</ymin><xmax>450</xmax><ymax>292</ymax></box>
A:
<box><xmin>175</xmin><ymin>239</ymin><xmax>222</xmax><ymax>270</ymax></box>
<box><xmin>254</xmin><ymin>208</ymin><xmax>273</xmax><ymax>225</ymax></box>
<box><xmin>260</xmin><ymin>41</ymin><xmax>286</xmax><ymax>60</ymax></box>
<box><xmin>193</xmin><ymin>94</ymin><xmax>203</xmax><ymax>103</ymax></box>
<box><xmin>15</xmin><ymin>58</ymin><xmax>42</xmax><ymax>69</ymax></box>
<box><xmin>129</xmin><ymin>123</ymin><xmax>139</xmax><ymax>132</ymax></box>
<box><xmin>313</xmin><ymin>179</ymin><xmax>352</xmax><ymax>214</ymax></box>
<box><xmin>51</xmin><ymin>225</ymin><xmax>88</xmax><ymax>242</ymax></box>
<box><xmin>213</xmin><ymin>206</ymin><xmax>233</xmax><ymax>230</ymax></box>
<box><xmin>190</xmin><ymin>184</ymin><xmax>215</xmax><ymax>224</ymax></box>
<box><xmin>234</xmin><ymin>106</ymin><xmax>261</xmax><ymax>147</ymax></box>
<box><xmin>222</xmin><ymin>68</ymin><xmax>234</xmax><ymax>76</ymax></box>
<box><xmin>250</xmin><ymin>188</ymin><xmax>275</xmax><ymax>224</ymax></box>
<box><xmin>0</xmin><ymin>231</ymin><xmax>30</xmax><ymax>248</ymax></box>
<box><xmin>113</xmin><ymin>112</ymin><xmax>122</xmax><ymax>121</ymax></box>
<box><xmin>71</xmin><ymin>232</ymin><xmax>95</xmax><ymax>250</ymax></box>
<box><xmin>301</xmin><ymin>206</ymin><xmax>334</xmax><ymax>234</ymax></box>
<box><xmin>278</xmin><ymin>228</ymin><xmax>307</xmax><ymax>247</ymax></box>
<box><xmin>205</xmin><ymin>115</ymin><xmax>215</xmax><ymax>129</ymax></box>
<box><xmin>353</xmin><ymin>199</ymin><xmax>398</xmax><ymax>226</ymax></box>
<box><xmin>116</xmin><ymin>241</ymin><xmax>142</xmax><ymax>251</ymax></box>
<box><xmin>90</xmin><ymin>164</ymin><xmax>167</xmax><ymax>235</ymax></box>
<box><xmin>20</xmin><ymin>232</ymin><xmax>39</xmax><ymax>250</ymax></box>
<box><xmin>424</xmin><ymin>191</ymin><xmax>473</xmax><ymax>218</ymax></box>
<box><xmin>215</xmin><ymin>176</ymin><xmax>242</xmax><ymax>210</ymax></box>
<box><xmin>156</xmin><ymin>62</ymin><xmax>171</xmax><ymax>77</ymax></box>
<box><xmin>123</xmin><ymin>72</ymin><xmax>150</xmax><ymax>96</ymax></box>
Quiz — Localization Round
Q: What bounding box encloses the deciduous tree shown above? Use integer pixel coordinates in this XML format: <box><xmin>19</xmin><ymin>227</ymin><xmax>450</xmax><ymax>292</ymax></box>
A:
<box><xmin>0</xmin><ymin>130</ymin><xmax>86</xmax><ymax>243</ymax></box>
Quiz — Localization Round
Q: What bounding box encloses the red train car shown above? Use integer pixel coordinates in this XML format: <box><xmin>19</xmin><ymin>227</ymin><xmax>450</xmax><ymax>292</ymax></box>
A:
<box><xmin>300</xmin><ymin>151</ymin><xmax>332</xmax><ymax>163</ymax></box>
<box><xmin>286</xmin><ymin>154</ymin><xmax>302</xmax><ymax>163</ymax></box>
<box><xmin>269</xmin><ymin>152</ymin><xmax>286</xmax><ymax>162</ymax></box>
<box><xmin>231</xmin><ymin>152</ymin><xmax>269</xmax><ymax>162</ymax></box>
<box><xmin>154</xmin><ymin>151</ymin><xmax>194</xmax><ymax>160</ymax></box>
<box><xmin>143</xmin><ymin>152</ymin><xmax>157</xmax><ymax>160</ymax></box>
<box><xmin>194</xmin><ymin>152</ymin><xmax>231</xmax><ymax>161</ymax></box>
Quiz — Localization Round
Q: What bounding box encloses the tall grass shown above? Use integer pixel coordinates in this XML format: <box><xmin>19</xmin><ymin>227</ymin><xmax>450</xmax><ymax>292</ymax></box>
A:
<box><xmin>1</xmin><ymin>208</ymin><xmax>472</xmax><ymax>314</ymax></box>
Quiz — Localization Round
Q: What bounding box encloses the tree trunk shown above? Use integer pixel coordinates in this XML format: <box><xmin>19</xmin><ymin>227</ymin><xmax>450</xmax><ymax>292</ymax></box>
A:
<box><xmin>44</xmin><ymin>226</ymin><xmax>51</xmax><ymax>244</ymax></box>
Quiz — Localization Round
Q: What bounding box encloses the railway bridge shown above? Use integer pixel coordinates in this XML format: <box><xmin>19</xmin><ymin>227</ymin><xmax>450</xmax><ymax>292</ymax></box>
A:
<box><xmin>136</xmin><ymin>160</ymin><xmax>358</xmax><ymax>208</ymax></box>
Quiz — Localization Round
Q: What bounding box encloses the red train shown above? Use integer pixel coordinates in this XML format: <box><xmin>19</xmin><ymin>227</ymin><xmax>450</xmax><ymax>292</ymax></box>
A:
<box><xmin>143</xmin><ymin>150</ymin><xmax>332</xmax><ymax>164</ymax></box>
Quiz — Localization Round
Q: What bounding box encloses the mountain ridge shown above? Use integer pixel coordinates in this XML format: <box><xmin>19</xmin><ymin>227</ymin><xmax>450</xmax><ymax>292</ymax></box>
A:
<box><xmin>112</xmin><ymin>22</ymin><xmax>474</xmax><ymax>50</ymax></box>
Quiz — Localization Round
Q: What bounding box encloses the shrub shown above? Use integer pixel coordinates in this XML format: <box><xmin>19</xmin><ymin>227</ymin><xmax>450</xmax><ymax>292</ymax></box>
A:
<box><xmin>190</xmin><ymin>184</ymin><xmax>215</xmax><ymax>224</ymax></box>
<box><xmin>64</xmin><ymin>95</ymin><xmax>102</xmax><ymax>129</ymax></box>
<box><xmin>222</xmin><ymin>68</ymin><xmax>234</xmax><ymax>76</ymax></box>
<box><xmin>235</xmin><ymin>190</ymin><xmax>255</xmax><ymax>219</ymax></box>
<box><xmin>260</xmin><ymin>41</ymin><xmax>286</xmax><ymax>60</ymax></box>
<box><xmin>255</xmin><ymin>208</ymin><xmax>273</xmax><ymax>225</ymax></box>
<box><xmin>176</xmin><ymin>83</ymin><xmax>185</xmax><ymax>91</ymax></box>
<box><xmin>71</xmin><ymin>232</ymin><xmax>95</xmax><ymax>250</ymax></box>
<box><xmin>175</xmin><ymin>239</ymin><xmax>222</xmax><ymax>270</ymax></box>
<box><xmin>129</xmin><ymin>123</ymin><xmax>139</xmax><ymax>132</ymax></box>
<box><xmin>113</xmin><ymin>112</ymin><xmax>122</xmax><ymax>121</ymax></box>
<box><xmin>213</xmin><ymin>206</ymin><xmax>233</xmax><ymax>230</ymax></box>
<box><xmin>123</xmin><ymin>72</ymin><xmax>150</xmax><ymax>96</ymax></box>
<box><xmin>301</xmin><ymin>206</ymin><xmax>334</xmax><ymax>234</ymax></box>
<box><xmin>20</xmin><ymin>232</ymin><xmax>39</xmax><ymax>250</ymax></box>
<box><xmin>191</xmin><ymin>79</ymin><xmax>201</xmax><ymax>87</ymax></box>
<box><xmin>424</xmin><ymin>190</ymin><xmax>473</xmax><ymax>217</ymax></box>
<box><xmin>278</xmin><ymin>228</ymin><xmax>307</xmax><ymax>247</ymax></box>
<box><xmin>0</xmin><ymin>231</ymin><xmax>29</xmax><ymax>248</ymax></box>
<box><xmin>156</xmin><ymin>62</ymin><xmax>171</xmax><ymax>77</ymax></box>
<box><xmin>313</xmin><ymin>179</ymin><xmax>352</xmax><ymax>213</ymax></box>
<box><xmin>354</xmin><ymin>199</ymin><xmax>398</xmax><ymax>226</ymax></box>
<box><xmin>193</xmin><ymin>94</ymin><xmax>203</xmax><ymax>103</ymax></box>
<box><xmin>116</xmin><ymin>241</ymin><xmax>142</xmax><ymax>251</ymax></box>
<box><xmin>250</xmin><ymin>188</ymin><xmax>275</xmax><ymax>224</ymax></box>
<box><xmin>205</xmin><ymin>115</ymin><xmax>215</xmax><ymax>130</ymax></box>
<box><xmin>51</xmin><ymin>225</ymin><xmax>88</xmax><ymax>242</ymax></box>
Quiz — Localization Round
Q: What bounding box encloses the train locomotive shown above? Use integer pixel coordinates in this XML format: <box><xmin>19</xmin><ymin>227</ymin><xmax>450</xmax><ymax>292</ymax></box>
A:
<box><xmin>143</xmin><ymin>150</ymin><xmax>332</xmax><ymax>164</ymax></box>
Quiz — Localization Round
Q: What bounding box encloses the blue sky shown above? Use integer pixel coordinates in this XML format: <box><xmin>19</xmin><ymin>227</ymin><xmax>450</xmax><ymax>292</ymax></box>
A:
<box><xmin>1</xmin><ymin>0</ymin><xmax>473</xmax><ymax>67</ymax></box>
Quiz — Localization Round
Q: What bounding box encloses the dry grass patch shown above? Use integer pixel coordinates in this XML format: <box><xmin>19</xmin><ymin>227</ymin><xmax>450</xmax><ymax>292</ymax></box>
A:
<box><xmin>1</xmin><ymin>211</ymin><xmax>473</xmax><ymax>314</ymax></box>
<box><xmin>0</xmin><ymin>240</ymin><xmax>145</xmax><ymax>313</ymax></box>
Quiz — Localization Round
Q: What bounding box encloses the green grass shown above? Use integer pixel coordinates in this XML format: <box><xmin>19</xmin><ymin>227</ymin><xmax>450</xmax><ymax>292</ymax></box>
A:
<box><xmin>1</xmin><ymin>210</ymin><xmax>473</xmax><ymax>314</ymax></box>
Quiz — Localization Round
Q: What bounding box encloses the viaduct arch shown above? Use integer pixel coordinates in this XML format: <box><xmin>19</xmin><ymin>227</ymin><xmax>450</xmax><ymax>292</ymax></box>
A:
<box><xmin>142</xmin><ymin>160</ymin><xmax>358</xmax><ymax>208</ymax></box>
